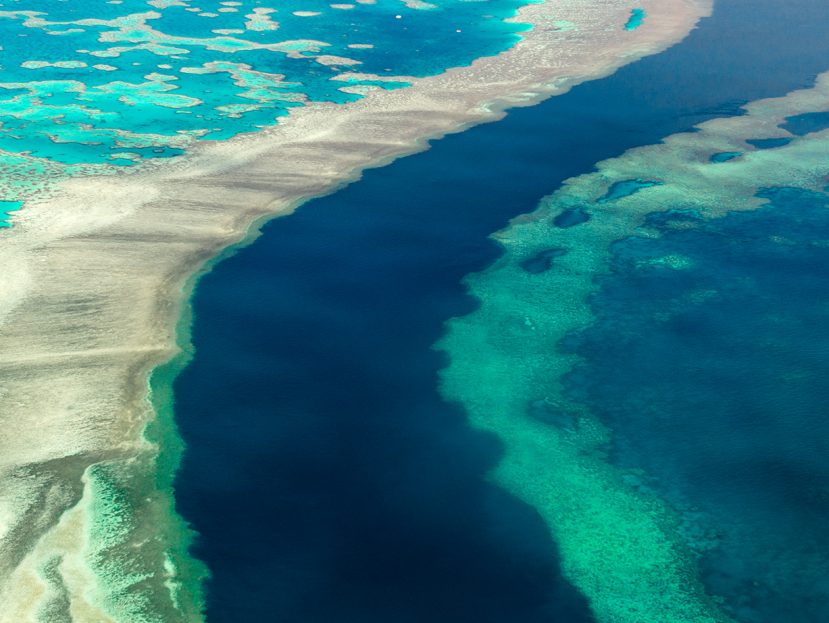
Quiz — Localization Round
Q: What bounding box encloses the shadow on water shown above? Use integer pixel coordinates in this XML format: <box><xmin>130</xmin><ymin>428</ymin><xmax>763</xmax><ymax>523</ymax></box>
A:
<box><xmin>172</xmin><ymin>1</ymin><xmax>829</xmax><ymax>621</ymax></box>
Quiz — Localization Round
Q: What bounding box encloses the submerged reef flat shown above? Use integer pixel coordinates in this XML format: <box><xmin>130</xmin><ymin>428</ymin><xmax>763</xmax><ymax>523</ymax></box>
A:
<box><xmin>0</xmin><ymin>0</ymin><xmax>711</xmax><ymax>620</ymax></box>
<box><xmin>438</xmin><ymin>72</ymin><xmax>829</xmax><ymax>623</ymax></box>
<box><xmin>0</xmin><ymin>0</ymin><xmax>529</xmax><ymax>218</ymax></box>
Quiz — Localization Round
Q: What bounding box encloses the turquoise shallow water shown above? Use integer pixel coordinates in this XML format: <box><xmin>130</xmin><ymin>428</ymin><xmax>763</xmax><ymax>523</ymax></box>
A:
<box><xmin>624</xmin><ymin>8</ymin><xmax>645</xmax><ymax>31</ymax></box>
<box><xmin>598</xmin><ymin>178</ymin><xmax>662</xmax><ymax>203</ymax></box>
<box><xmin>710</xmin><ymin>151</ymin><xmax>741</xmax><ymax>163</ymax></box>
<box><xmin>0</xmin><ymin>199</ymin><xmax>22</xmax><ymax>226</ymax></box>
<box><xmin>0</xmin><ymin>0</ymin><xmax>532</xmax><ymax>221</ymax></box>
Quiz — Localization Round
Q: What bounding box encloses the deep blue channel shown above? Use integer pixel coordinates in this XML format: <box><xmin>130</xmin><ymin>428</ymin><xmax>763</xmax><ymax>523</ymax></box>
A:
<box><xmin>171</xmin><ymin>1</ymin><xmax>829</xmax><ymax>621</ymax></box>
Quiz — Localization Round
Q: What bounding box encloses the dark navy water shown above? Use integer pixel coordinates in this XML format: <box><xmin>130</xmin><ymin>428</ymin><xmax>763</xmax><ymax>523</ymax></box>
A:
<box><xmin>171</xmin><ymin>1</ymin><xmax>829</xmax><ymax>621</ymax></box>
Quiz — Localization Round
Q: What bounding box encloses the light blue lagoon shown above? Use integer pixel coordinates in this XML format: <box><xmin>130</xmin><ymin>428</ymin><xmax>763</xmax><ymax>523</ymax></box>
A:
<box><xmin>624</xmin><ymin>8</ymin><xmax>646</xmax><ymax>31</ymax></box>
<box><xmin>0</xmin><ymin>0</ymin><xmax>532</xmax><ymax>212</ymax></box>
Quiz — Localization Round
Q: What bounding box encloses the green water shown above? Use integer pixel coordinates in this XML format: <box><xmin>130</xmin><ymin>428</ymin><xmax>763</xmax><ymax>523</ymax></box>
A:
<box><xmin>439</xmin><ymin>76</ymin><xmax>829</xmax><ymax>623</ymax></box>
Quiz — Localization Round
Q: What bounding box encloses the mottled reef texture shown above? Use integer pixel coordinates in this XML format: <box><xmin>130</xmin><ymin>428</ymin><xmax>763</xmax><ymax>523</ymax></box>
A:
<box><xmin>0</xmin><ymin>1</ymin><xmax>710</xmax><ymax>621</ymax></box>
<box><xmin>439</xmin><ymin>72</ymin><xmax>829</xmax><ymax>623</ymax></box>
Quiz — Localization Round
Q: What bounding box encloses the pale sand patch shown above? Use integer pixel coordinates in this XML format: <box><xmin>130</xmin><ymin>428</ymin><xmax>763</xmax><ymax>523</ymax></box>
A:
<box><xmin>315</xmin><ymin>54</ymin><xmax>362</xmax><ymax>66</ymax></box>
<box><xmin>0</xmin><ymin>0</ymin><xmax>713</xmax><ymax>620</ymax></box>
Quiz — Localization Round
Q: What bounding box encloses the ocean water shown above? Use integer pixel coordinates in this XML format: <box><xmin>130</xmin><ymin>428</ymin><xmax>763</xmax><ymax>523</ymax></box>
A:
<box><xmin>170</xmin><ymin>0</ymin><xmax>829</xmax><ymax>622</ymax></box>
<box><xmin>0</xmin><ymin>0</ymin><xmax>531</xmax><ymax>219</ymax></box>
<box><xmin>562</xmin><ymin>187</ymin><xmax>829</xmax><ymax>622</ymax></box>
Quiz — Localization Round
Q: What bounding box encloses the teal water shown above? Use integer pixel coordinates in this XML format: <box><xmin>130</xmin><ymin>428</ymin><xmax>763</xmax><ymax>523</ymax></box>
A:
<box><xmin>562</xmin><ymin>186</ymin><xmax>829</xmax><ymax>621</ymax></box>
<box><xmin>623</xmin><ymin>8</ymin><xmax>645</xmax><ymax>31</ymax></box>
<box><xmin>598</xmin><ymin>178</ymin><xmax>662</xmax><ymax>203</ymax></box>
<box><xmin>746</xmin><ymin>137</ymin><xmax>791</xmax><ymax>149</ymax></box>
<box><xmin>0</xmin><ymin>200</ymin><xmax>22</xmax><ymax>226</ymax></box>
<box><xmin>438</xmin><ymin>57</ymin><xmax>829</xmax><ymax>620</ymax></box>
<box><xmin>781</xmin><ymin>111</ymin><xmax>829</xmax><ymax>135</ymax></box>
<box><xmin>0</xmin><ymin>0</ymin><xmax>533</xmax><ymax>221</ymax></box>
<box><xmin>710</xmin><ymin>151</ymin><xmax>741</xmax><ymax>163</ymax></box>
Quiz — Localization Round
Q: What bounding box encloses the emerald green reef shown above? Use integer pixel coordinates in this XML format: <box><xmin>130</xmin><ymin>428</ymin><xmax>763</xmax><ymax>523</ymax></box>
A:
<box><xmin>439</xmin><ymin>73</ymin><xmax>829</xmax><ymax>623</ymax></box>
